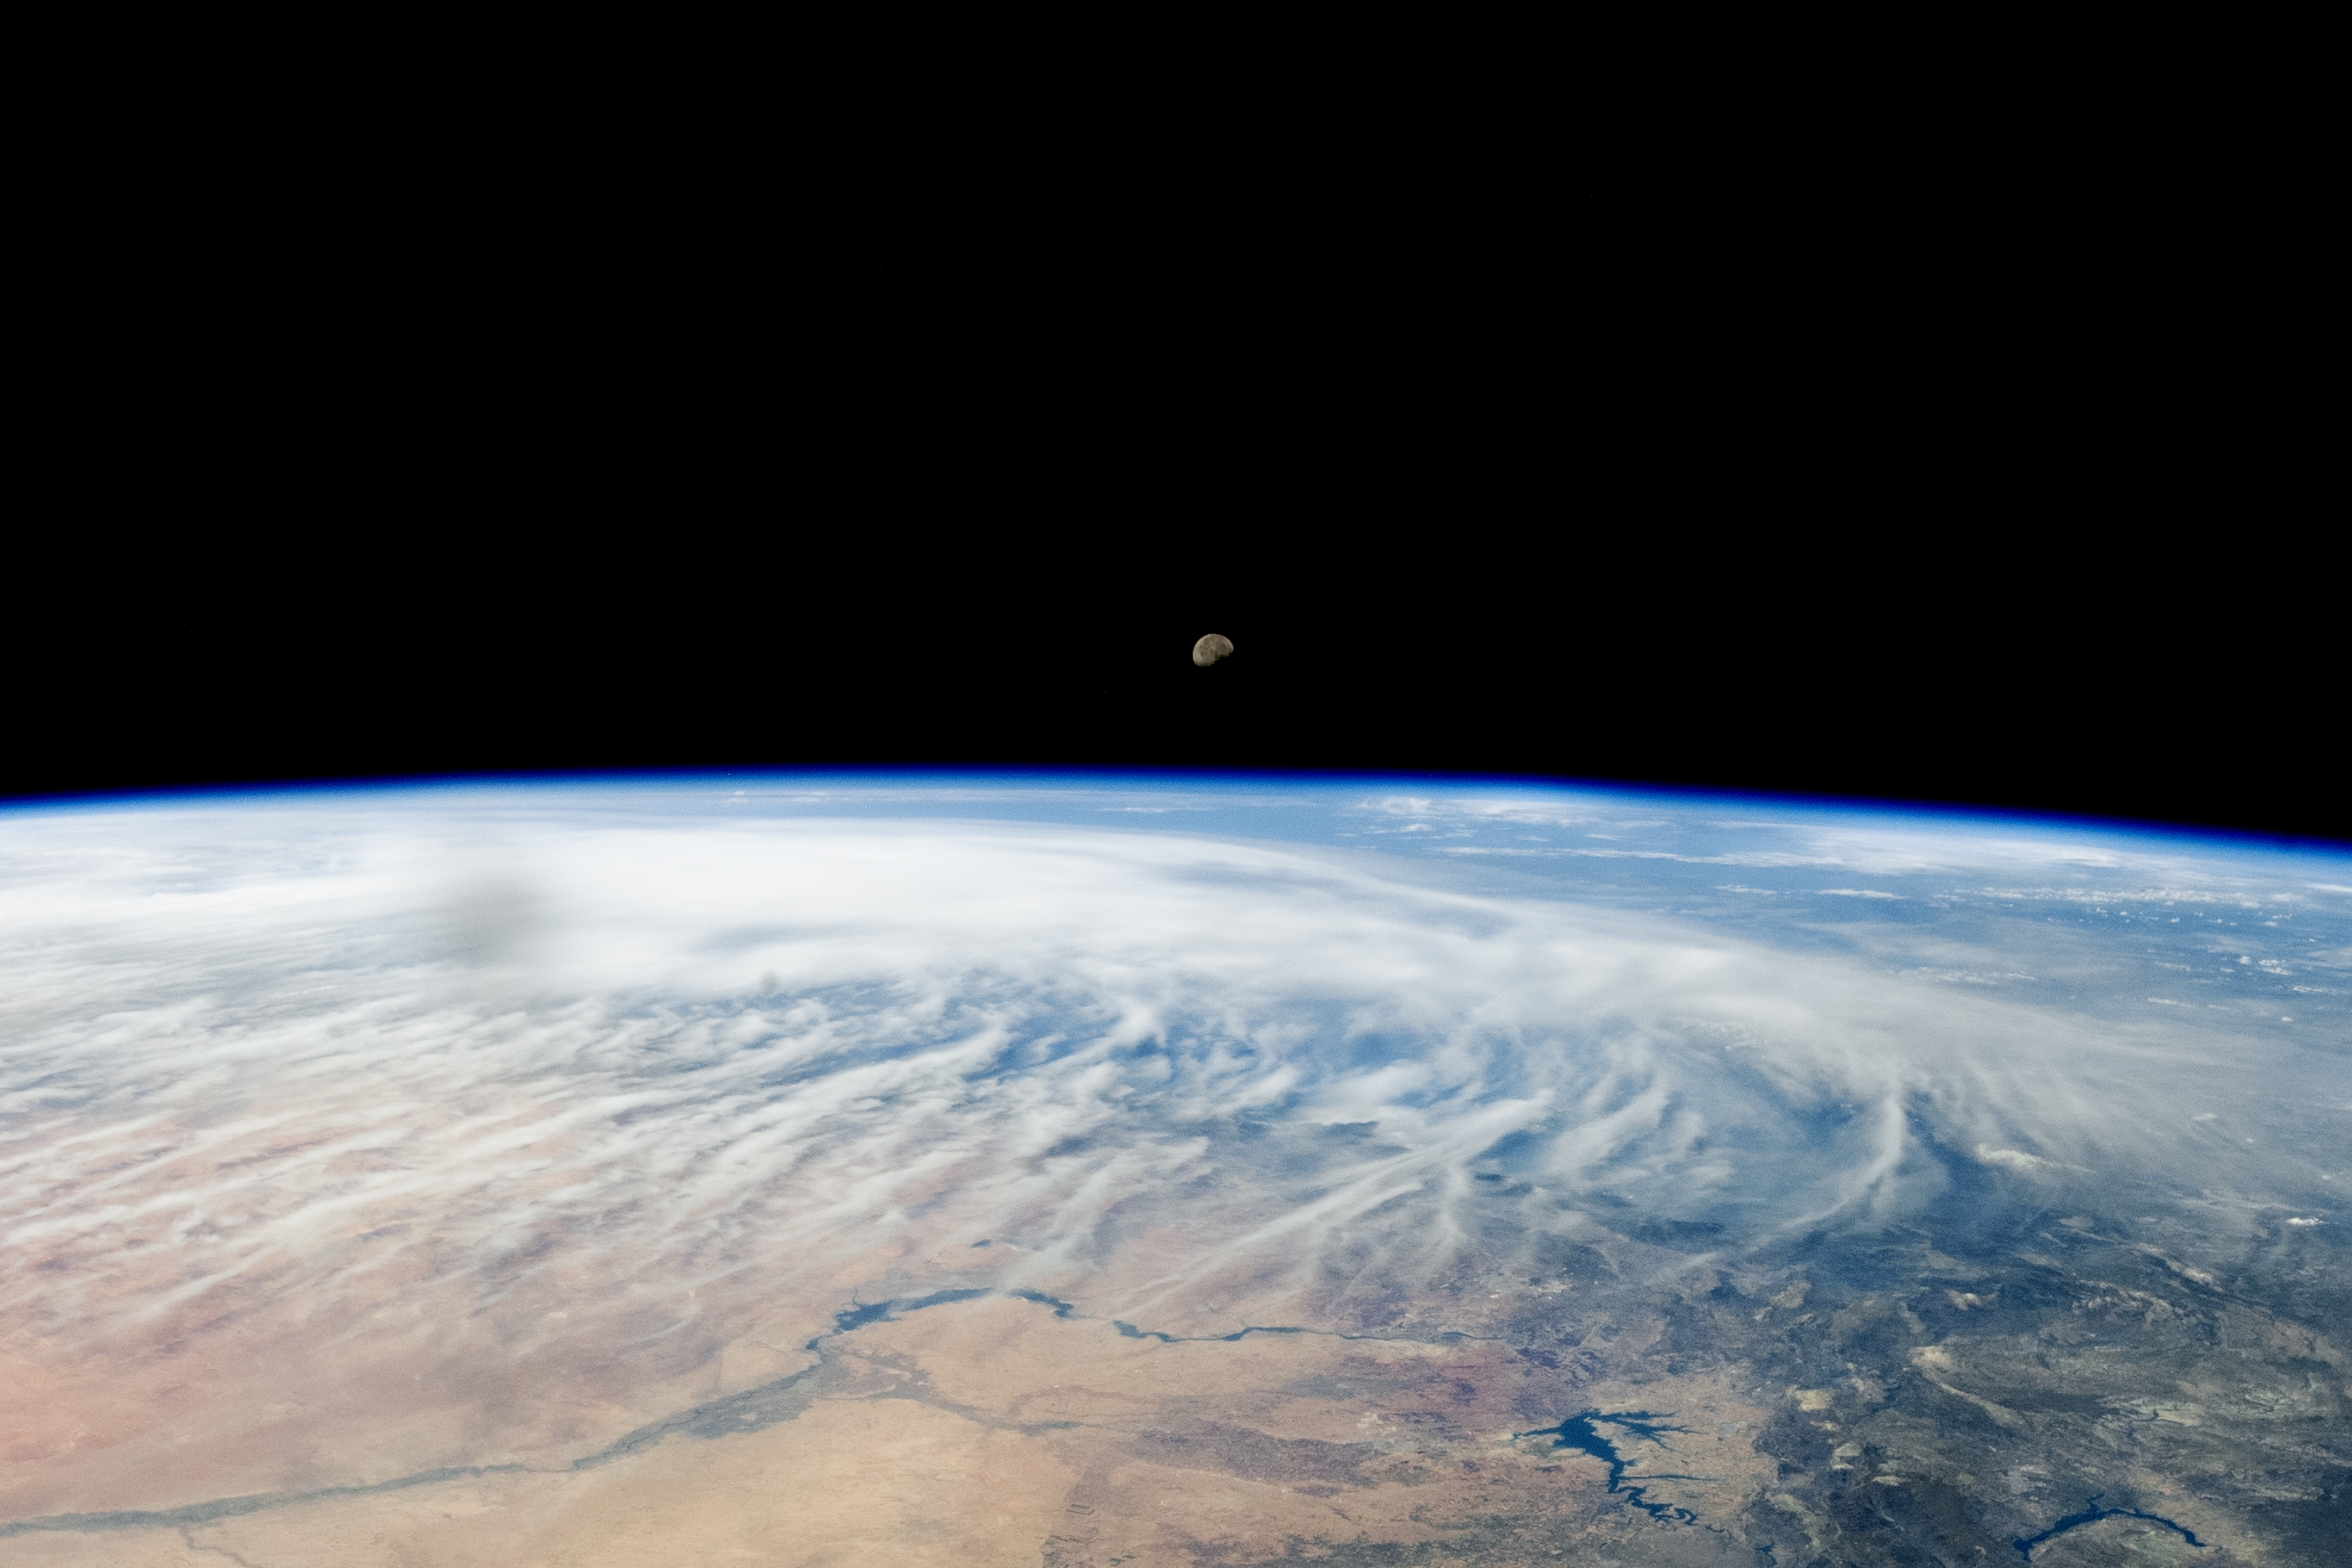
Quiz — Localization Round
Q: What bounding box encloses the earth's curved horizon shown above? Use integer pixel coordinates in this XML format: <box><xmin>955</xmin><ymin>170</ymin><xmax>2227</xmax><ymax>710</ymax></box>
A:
<box><xmin>3</xmin><ymin>774</ymin><xmax>2344</xmax><ymax>1565</ymax></box>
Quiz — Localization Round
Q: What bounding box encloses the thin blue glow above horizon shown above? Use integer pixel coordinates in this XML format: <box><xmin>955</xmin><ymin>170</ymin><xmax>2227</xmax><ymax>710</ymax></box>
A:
<box><xmin>8</xmin><ymin>768</ymin><xmax>2343</xmax><ymax>858</ymax></box>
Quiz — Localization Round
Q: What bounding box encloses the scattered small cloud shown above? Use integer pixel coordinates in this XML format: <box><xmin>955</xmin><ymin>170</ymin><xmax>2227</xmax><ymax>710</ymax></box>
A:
<box><xmin>1436</xmin><ymin>847</ymin><xmax>1552</xmax><ymax>857</ymax></box>
<box><xmin>1911</xmin><ymin>970</ymin><xmax>2033</xmax><ymax>986</ymax></box>
<box><xmin>1819</xmin><ymin>888</ymin><xmax>1902</xmax><ymax>900</ymax></box>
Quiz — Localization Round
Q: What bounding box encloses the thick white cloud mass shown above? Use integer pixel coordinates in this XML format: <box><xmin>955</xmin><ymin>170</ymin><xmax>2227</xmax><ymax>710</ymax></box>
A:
<box><xmin>11</xmin><ymin>782</ymin><xmax>2349</xmax><ymax>1565</ymax></box>
<box><xmin>6</xmin><ymin>789</ymin><xmax>2294</xmax><ymax>1389</ymax></box>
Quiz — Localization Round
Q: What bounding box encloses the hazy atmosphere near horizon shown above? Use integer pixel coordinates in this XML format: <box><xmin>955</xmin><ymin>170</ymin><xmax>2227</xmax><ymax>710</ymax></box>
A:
<box><xmin>3</xmin><ymin>776</ymin><xmax>2345</xmax><ymax>1565</ymax></box>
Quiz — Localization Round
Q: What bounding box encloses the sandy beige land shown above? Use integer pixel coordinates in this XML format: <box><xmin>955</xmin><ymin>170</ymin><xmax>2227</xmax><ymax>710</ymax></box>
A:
<box><xmin>4</xmin><ymin>1286</ymin><xmax>1775</xmax><ymax>1566</ymax></box>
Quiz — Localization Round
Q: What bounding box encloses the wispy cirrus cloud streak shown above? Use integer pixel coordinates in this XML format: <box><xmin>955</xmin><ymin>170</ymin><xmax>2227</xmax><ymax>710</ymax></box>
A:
<box><xmin>3</xmin><ymin>803</ymin><xmax>2259</xmax><ymax>1355</ymax></box>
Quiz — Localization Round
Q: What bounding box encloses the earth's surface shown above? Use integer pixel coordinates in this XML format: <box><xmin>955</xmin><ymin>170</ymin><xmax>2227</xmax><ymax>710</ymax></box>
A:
<box><xmin>2</xmin><ymin>776</ymin><xmax>2345</xmax><ymax>1567</ymax></box>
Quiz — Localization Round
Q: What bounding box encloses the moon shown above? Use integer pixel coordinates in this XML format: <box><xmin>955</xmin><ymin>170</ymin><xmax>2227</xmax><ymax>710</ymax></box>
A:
<box><xmin>1192</xmin><ymin>634</ymin><xmax>1234</xmax><ymax>668</ymax></box>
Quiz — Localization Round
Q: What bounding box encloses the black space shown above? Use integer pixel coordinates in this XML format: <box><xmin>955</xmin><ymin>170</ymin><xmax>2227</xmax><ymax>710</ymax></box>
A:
<box><xmin>15</xmin><ymin>253</ymin><xmax>2332</xmax><ymax>845</ymax></box>
<box><xmin>25</xmin><ymin>91</ymin><xmax>2331</xmax><ymax>842</ymax></box>
<box><xmin>12</xmin><ymin>536</ymin><xmax>2340</xmax><ymax>845</ymax></box>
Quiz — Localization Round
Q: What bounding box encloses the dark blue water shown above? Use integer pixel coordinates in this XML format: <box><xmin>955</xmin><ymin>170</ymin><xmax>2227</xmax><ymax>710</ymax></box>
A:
<box><xmin>1108</xmin><ymin>1313</ymin><xmax>1480</xmax><ymax>1346</ymax></box>
<box><xmin>1114</xmin><ymin>1319</ymin><xmax>1176</xmax><ymax>1342</ymax></box>
<box><xmin>816</xmin><ymin>1288</ymin><xmax>991</xmax><ymax>1345</ymax></box>
<box><xmin>1515</xmin><ymin>1410</ymin><xmax>1700</xmax><ymax>1523</ymax></box>
<box><xmin>827</xmin><ymin>1300</ymin><xmax>896</xmax><ymax>1335</ymax></box>
<box><xmin>1114</xmin><ymin>1320</ymin><xmax>1308</xmax><ymax>1344</ymax></box>
<box><xmin>2013</xmin><ymin>1496</ymin><xmax>2205</xmax><ymax>1560</ymax></box>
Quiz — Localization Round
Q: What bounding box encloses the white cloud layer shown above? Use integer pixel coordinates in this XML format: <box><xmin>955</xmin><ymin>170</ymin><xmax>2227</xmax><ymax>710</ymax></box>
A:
<box><xmin>0</xmin><ymin>798</ymin><xmax>2315</xmax><ymax>1366</ymax></box>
